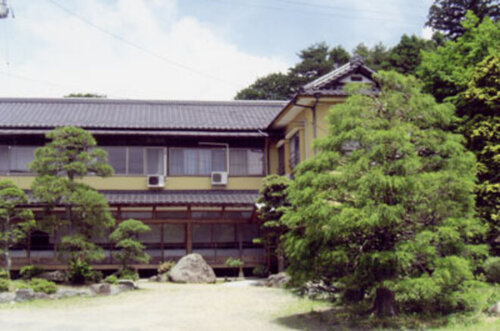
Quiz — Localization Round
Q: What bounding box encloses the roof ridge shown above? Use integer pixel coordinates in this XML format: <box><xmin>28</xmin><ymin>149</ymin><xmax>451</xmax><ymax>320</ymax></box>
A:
<box><xmin>0</xmin><ymin>97</ymin><xmax>287</xmax><ymax>106</ymax></box>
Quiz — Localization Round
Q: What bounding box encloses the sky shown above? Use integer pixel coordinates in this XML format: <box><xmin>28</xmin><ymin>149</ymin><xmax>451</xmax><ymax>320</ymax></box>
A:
<box><xmin>0</xmin><ymin>0</ymin><xmax>434</xmax><ymax>100</ymax></box>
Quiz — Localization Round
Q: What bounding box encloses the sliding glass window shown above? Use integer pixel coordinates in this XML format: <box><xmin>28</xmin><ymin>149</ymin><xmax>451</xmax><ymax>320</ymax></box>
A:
<box><xmin>169</xmin><ymin>148</ymin><xmax>226</xmax><ymax>176</ymax></box>
<box><xmin>229</xmin><ymin>148</ymin><xmax>264</xmax><ymax>176</ymax></box>
<box><xmin>102</xmin><ymin>147</ymin><xmax>164</xmax><ymax>175</ymax></box>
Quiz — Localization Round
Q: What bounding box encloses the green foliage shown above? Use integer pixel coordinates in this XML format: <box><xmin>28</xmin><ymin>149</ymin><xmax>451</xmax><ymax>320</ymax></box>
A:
<box><xmin>282</xmin><ymin>71</ymin><xmax>488</xmax><ymax>314</ymax></box>
<box><xmin>0</xmin><ymin>268</ymin><xmax>8</xmax><ymax>279</ymax></box>
<box><xmin>30</xmin><ymin>126</ymin><xmax>114</xmax><ymax>265</ymax></box>
<box><xmin>483</xmin><ymin>257</ymin><xmax>500</xmax><ymax>283</ymax></box>
<box><xmin>0</xmin><ymin>278</ymin><xmax>9</xmax><ymax>292</ymax></box>
<box><xmin>117</xmin><ymin>268</ymin><xmax>138</xmax><ymax>281</ymax></box>
<box><xmin>64</xmin><ymin>93</ymin><xmax>106</xmax><ymax>98</ymax></box>
<box><xmin>29</xmin><ymin>278</ymin><xmax>57</xmax><ymax>294</ymax></box>
<box><xmin>110</xmin><ymin>219</ymin><xmax>151</xmax><ymax>271</ymax></box>
<box><xmin>257</xmin><ymin>174</ymin><xmax>291</xmax><ymax>271</ymax></box>
<box><xmin>104</xmin><ymin>274</ymin><xmax>119</xmax><ymax>285</ymax></box>
<box><xmin>420</xmin><ymin>16</ymin><xmax>500</xmax><ymax>252</ymax></box>
<box><xmin>67</xmin><ymin>258</ymin><xmax>95</xmax><ymax>285</ymax></box>
<box><xmin>235</xmin><ymin>43</ymin><xmax>350</xmax><ymax>100</ymax></box>
<box><xmin>19</xmin><ymin>265</ymin><xmax>45</xmax><ymax>280</ymax></box>
<box><xmin>252</xmin><ymin>265</ymin><xmax>268</xmax><ymax>277</ymax></box>
<box><xmin>419</xmin><ymin>13</ymin><xmax>500</xmax><ymax>102</ymax></box>
<box><xmin>388</xmin><ymin>34</ymin><xmax>439</xmax><ymax>75</ymax></box>
<box><xmin>426</xmin><ymin>0</ymin><xmax>500</xmax><ymax>40</ymax></box>
<box><xmin>0</xmin><ymin>180</ymin><xmax>36</xmax><ymax>278</ymax></box>
<box><xmin>157</xmin><ymin>260</ymin><xmax>175</xmax><ymax>275</ymax></box>
<box><xmin>225</xmin><ymin>257</ymin><xmax>244</xmax><ymax>268</ymax></box>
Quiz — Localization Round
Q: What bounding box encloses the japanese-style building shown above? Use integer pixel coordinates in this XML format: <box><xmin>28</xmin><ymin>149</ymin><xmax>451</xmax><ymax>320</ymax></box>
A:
<box><xmin>0</xmin><ymin>57</ymin><xmax>377</xmax><ymax>271</ymax></box>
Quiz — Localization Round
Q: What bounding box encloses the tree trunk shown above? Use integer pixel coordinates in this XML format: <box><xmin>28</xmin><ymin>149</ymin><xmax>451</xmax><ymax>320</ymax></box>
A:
<box><xmin>238</xmin><ymin>266</ymin><xmax>244</xmax><ymax>279</ymax></box>
<box><xmin>3</xmin><ymin>250</ymin><xmax>11</xmax><ymax>279</ymax></box>
<box><xmin>372</xmin><ymin>287</ymin><xmax>397</xmax><ymax>317</ymax></box>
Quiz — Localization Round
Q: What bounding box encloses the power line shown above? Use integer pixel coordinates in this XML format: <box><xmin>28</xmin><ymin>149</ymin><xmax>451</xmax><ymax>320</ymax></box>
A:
<box><xmin>199</xmin><ymin>0</ymin><xmax>424</xmax><ymax>26</ymax></box>
<box><xmin>46</xmin><ymin>0</ymin><xmax>240</xmax><ymax>88</ymax></box>
<box><xmin>268</xmin><ymin>0</ymin><xmax>427</xmax><ymax>18</ymax></box>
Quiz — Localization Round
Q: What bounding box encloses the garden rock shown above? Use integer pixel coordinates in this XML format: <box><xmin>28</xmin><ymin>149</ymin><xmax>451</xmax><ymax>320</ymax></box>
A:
<box><xmin>260</xmin><ymin>272</ymin><xmax>290</xmax><ymax>288</ymax></box>
<box><xmin>15</xmin><ymin>288</ymin><xmax>35</xmax><ymax>302</ymax></box>
<box><xmin>34</xmin><ymin>292</ymin><xmax>50</xmax><ymax>300</ymax></box>
<box><xmin>298</xmin><ymin>280</ymin><xmax>338</xmax><ymax>300</ymax></box>
<box><xmin>169</xmin><ymin>253</ymin><xmax>216</xmax><ymax>283</ymax></box>
<box><xmin>118</xmin><ymin>279</ymin><xmax>137</xmax><ymax>290</ymax></box>
<box><xmin>488</xmin><ymin>301</ymin><xmax>500</xmax><ymax>316</ymax></box>
<box><xmin>0</xmin><ymin>292</ymin><xmax>15</xmax><ymax>303</ymax></box>
<box><xmin>149</xmin><ymin>274</ymin><xmax>168</xmax><ymax>282</ymax></box>
<box><xmin>39</xmin><ymin>270</ymin><xmax>67</xmax><ymax>283</ymax></box>
<box><xmin>54</xmin><ymin>289</ymin><xmax>90</xmax><ymax>299</ymax></box>
<box><xmin>89</xmin><ymin>283</ymin><xmax>111</xmax><ymax>295</ymax></box>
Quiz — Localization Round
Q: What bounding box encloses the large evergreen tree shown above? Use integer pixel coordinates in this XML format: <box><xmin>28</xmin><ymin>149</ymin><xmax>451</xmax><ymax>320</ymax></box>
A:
<box><xmin>282</xmin><ymin>72</ymin><xmax>489</xmax><ymax>316</ymax></box>
<box><xmin>30</xmin><ymin>126</ymin><xmax>114</xmax><ymax>264</ymax></box>
<box><xmin>0</xmin><ymin>181</ymin><xmax>35</xmax><ymax>278</ymax></box>
<box><xmin>426</xmin><ymin>0</ymin><xmax>500</xmax><ymax>40</ymax></box>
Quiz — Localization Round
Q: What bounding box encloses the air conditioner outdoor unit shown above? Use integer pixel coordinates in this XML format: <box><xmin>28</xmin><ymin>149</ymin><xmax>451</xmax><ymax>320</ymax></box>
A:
<box><xmin>211</xmin><ymin>171</ymin><xmax>228</xmax><ymax>186</ymax></box>
<box><xmin>147</xmin><ymin>175</ymin><xmax>165</xmax><ymax>188</ymax></box>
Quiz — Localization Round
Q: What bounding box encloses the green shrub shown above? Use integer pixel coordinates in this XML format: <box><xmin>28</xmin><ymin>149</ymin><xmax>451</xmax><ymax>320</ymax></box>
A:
<box><xmin>118</xmin><ymin>268</ymin><xmax>138</xmax><ymax>281</ymax></box>
<box><xmin>252</xmin><ymin>265</ymin><xmax>268</xmax><ymax>277</ymax></box>
<box><xmin>225</xmin><ymin>257</ymin><xmax>244</xmax><ymax>268</ymax></box>
<box><xmin>92</xmin><ymin>270</ymin><xmax>103</xmax><ymax>283</ymax></box>
<box><xmin>0</xmin><ymin>278</ymin><xmax>9</xmax><ymax>292</ymax></box>
<box><xmin>484</xmin><ymin>257</ymin><xmax>500</xmax><ymax>283</ymax></box>
<box><xmin>19</xmin><ymin>265</ymin><xmax>45</xmax><ymax>280</ymax></box>
<box><xmin>157</xmin><ymin>260</ymin><xmax>175</xmax><ymax>275</ymax></box>
<box><xmin>68</xmin><ymin>258</ymin><xmax>95</xmax><ymax>285</ymax></box>
<box><xmin>30</xmin><ymin>278</ymin><xmax>57</xmax><ymax>294</ymax></box>
<box><xmin>104</xmin><ymin>275</ymin><xmax>118</xmax><ymax>285</ymax></box>
<box><xmin>0</xmin><ymin>268</ymin><xmax>9</xmax><ymax>279</ymax></box>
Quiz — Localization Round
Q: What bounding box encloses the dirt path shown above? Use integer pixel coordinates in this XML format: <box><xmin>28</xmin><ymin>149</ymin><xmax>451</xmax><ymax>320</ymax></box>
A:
<box><xmin>0</xmin><ymin>281</ymin><xmax>328</xmax><ymax>331</ymax></box>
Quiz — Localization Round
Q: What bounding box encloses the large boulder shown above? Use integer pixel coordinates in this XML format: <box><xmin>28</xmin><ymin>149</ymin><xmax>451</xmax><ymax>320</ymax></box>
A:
<box><xmin>259</xmin><ymin>272</ymin><xmax>291</xmax><ymax>288</ymax></box>
<box><xmin>89</xmin><ymin>283</ymin><xmax>111</xmax><ymax>295</ymax></box>
<box><xmin>488</xmin><ymin>301</ymin><xmax>500</xmax><ymax>316</ymax></box>
<box><xmin>15</xmin><ymin>288</ymin><xmax>35</xmax><ymax>302</ymax></box>
<box><xmin>169</xmin><ymin>254</ymin><xmax>216</xmax><ymax>284</ymax></box>
<box><xmin>118</xmin><ymin>279</ymin><xmax>137</xmax><ymax>291</ymax></box>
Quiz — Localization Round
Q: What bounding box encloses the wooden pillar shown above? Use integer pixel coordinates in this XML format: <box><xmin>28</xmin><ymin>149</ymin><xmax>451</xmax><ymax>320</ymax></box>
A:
<box><xmin>186</xmin><ymin>206</ymin><xmax>192</xmax><ymax>254</ymax></box>
<box><xmin>160</xmin><ymin>223</ymin><xmax>165</xmax><ymax>261</ymax></box>
<box><xmin>237</xmin><ymin>224</ymin><xmax>243</xmax><ymax>259</ymax></box>
<box><xmin>27</xmin><ymin>229</ymin><xmax>31</xmax><ymax>264</ymax></box>
<box><xmin>53</xmin><ymin>229</ymin><xmax>57</xmax><ymax>259</ymax></box>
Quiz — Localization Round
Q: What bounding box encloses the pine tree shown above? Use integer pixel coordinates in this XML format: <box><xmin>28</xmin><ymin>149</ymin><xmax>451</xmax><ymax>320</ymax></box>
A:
<box><xmin>0</xmin><ymin>181</ymin><xmax>35</xmax><ymax>278</ymax></box>
<box><xmin>282</xmin><ymin>71</ymin><xmax>489</xmax><ymax>316</ymax></box>
<box><xmin>110</xmin><ymin>219</ymin><xmax>151</xmax><ymax>274</ymax></box>
<box><xmin>30</xmin><ymin>126</ymin><xmax>114</xmax><ymax>264</ymax></box>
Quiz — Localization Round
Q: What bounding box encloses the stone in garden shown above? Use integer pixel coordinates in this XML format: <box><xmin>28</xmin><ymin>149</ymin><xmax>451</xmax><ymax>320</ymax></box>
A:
<box><xmin>488</xmin><ymin>301</ymin><xmax>500</xmax><ymax>316</ymax></box>
<box><xmin>38</xmin><ymin>270</ymin><xmax>67</xmax><ymax>283</ymax></box>
<box><xmin>89</xmin><ymin>283</ymin><xmax>111</xmax><ymax>295</ymax></box>
<box><xmin>34</xmin><ymin>292</ymin><xmax>50</xmax><ymax>300</ymax></box>
<box><xmin>0</xmin><ymin>292</ymin><xmax>15</xmax><ymax>303</ymax></box>
<box><xmin>169</xmin><ymin>253</ymin><xmax>216</xmax><ymax>284</ymax></box>
<box><xmin>15</xmin><ymin>288</ymin><xmax>35</xmax><ymax>302</ymax></box>
<box><xmin>261</xmin><ymin>272</ymin><xmax>290</xmax><ymax>288</ymax></box>
<box><xmin>118</xmin><ymin>279</ymin><xmax>137</xmax><ymax>290</ymax></box>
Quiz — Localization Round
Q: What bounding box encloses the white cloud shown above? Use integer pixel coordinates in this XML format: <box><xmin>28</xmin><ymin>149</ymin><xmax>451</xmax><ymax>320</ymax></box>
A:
<box><xmin>0</xmin><ymin>0</ymin><xmax>289</xmax><ymax>100</ymax></box>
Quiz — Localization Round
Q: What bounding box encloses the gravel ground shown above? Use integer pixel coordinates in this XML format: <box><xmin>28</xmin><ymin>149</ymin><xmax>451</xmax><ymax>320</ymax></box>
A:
<box><xmin>0</xmin><ymin>280</ymin><xmax>326</xmax><ymax>331</ymax></box>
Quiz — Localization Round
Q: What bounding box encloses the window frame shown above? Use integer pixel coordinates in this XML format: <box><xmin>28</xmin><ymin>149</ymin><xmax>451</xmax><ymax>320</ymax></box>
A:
<box><xmin>229</xmin><ymin>148</ymin><xmax>265</xmax><ymax>177</ymax></box>
<box><xmin>168</xmin><ymin>147</ymin><xmax>227</xmax><ymax>177</ymax></box>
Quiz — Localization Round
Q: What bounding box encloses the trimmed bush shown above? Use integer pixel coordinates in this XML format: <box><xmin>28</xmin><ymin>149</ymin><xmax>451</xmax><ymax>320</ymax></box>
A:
<box><xmin>118</xmin><ymin>268</ymin><xmax>138</xmax><ymax>281</ymax></box>
<box><xmin>104</xmin><ymin>275</ymin><xmax>118</xmax><ymax>285</ymax></box>
<box><xmin>157</xmin><ymin>261</ymin><xmax>175</xmax><ymax>275</ymax></box>
<box><xmin>30</xmin><ymin>278</ymin><xmax>57</xmax><ymax>294</ymax></box>
<box><xmin>484</xmin><ymin>257</ymin><xmax>500</xmax><ymax>284</ymax></box>
<box><xmin>0</xmin><ymin>278</ymin><xmax>9</xmax><ymax>292</ymax></box>
<box><xmin>252</xmin><ymin>265</ymin><xmax>268</xmax><ymax>277</ymax></box>
<box><xmin>20</xmin><ymin>265</ymin><xmax>44</xmax><ymax>280</ymax></box>
<box><xmin>0</xmin><ymin>268</ymin><xmax>9</xmax><ymax>279</ymax></box>
<box><xmin>68</xmin><ymin>258</ymin><xmax>95</xmax><ymax>285</ymax></box>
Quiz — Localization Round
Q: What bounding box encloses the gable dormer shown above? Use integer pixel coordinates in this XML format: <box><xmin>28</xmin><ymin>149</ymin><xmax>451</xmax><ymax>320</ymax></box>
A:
<box><xmin>299</xmin><ymin>55</ymin><xmax>379</xmax><ymax>95</ymax></box>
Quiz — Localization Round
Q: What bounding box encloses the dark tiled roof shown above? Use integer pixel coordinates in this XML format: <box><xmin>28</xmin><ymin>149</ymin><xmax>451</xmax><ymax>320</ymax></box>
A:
<box><xmin>0</xmin><ymin>98</ymin><xmax>286</xmax><ymax>131</ymax></box>
<box><xmin>102</xmin><ymin>190</ymin><xmax>259</xmax><ymax>206</ymax></box>
<box><xmin>27</xmin><ymin>190</ymin><xmax>259</xmax><ymax>206</ymax></box>
<box><xmin>301</xmin><ymin>56</ymin><xmax>376</xmax><ymax>93</ymax></box>
<box><xmin>0</xmin><ymin>129</ymin><xmax>267</xmax><ymax>137</ymax></box>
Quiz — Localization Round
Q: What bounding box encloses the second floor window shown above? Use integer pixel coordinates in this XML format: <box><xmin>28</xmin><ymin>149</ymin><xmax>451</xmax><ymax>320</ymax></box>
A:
<box><xmin>0</xmin><ymin>146</ymin><xmax>36</xmax><ymax>173</ymax></box>
<box><xmin>103</xmin><ymin>147</ymin><xmax>165</xmax><ymax>175</ymax></box>
<box><xmin>229</xmin><ymin>148</ymin><xmax>264</xmax><ymax>176</ymax></box>
<box><xmin>169</xmin><ymin>148</ymin><xmax>226</xmax><ymax>176</ymax></box>
<box><xmin>289</xmin><ymin>132</ymin><xmax>300</xmax><ymax>169</ymax></box>
<box><xmin>277</xmin><ymin>145</ymin><xmax>285</xmax><ymax>175</ymax></box>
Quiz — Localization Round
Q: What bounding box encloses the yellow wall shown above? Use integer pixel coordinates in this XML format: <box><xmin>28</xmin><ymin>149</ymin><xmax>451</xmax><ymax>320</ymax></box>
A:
<box><xmin>0</xmin><ymin>176</ymin><xmax>264</xmax><ymax>191</ymax></box>
<box><xmin>269</xmin><ymin>96</ymin><xmax>345</xmax><ymax>175</ymax></box>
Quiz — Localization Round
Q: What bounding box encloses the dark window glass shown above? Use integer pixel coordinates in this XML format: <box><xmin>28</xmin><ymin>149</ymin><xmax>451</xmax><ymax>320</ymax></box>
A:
<box><xmin>146</xmin><ymin>148</ymin><xmax>164</xmax><ymax>175</ymax></box>
<box><xmin>277</xmin><ymin>145</ymin><xmax>285</xmax><ymax>175</ymax></box>
<box><xmin>191</xmin><ymin>211</ymin><xmax>221</xmax><ymax>219</ymax></box>
<box><xmin>0</xmin><ymin>146</ymin><xmax>8</xmax><ymax>172</ymax></box>
<box><xmin>105</xmin><ymin>147</ymin><xmax>127</xmax><ymax>174</ymax></box>
<box><xmin>230</xmin><ymin>149</ymin><xmax>264</xmax><ymax>176</ymax></box>
<box><xmin>163</xmin><ymin>224</ymin><xmax>185</xmax><ymax>243</ymax></box>
<box><xmin>214</xmin><ymin>224</ymin><xmax>235</xmax><ymax>243</ymax></box>
<box><xmin>192</xmin><ymin>224</ymin><xmax>211</xmax><ymax>243</ymax></box>
<box><xmin>169</xmin><ymin>148</ymin><xmax>227</xmax><ymax>176</ymax></box>
<box><xmin>9</xmin><ymin>146</ymin><xmax>36</xmax><ymax>172</ymax></box>
<box><xmin>289</xmin><ymin>133</ymin><xmax>300</xmax><ymax>169</ymax></box>
<box><xmin>128</xmin><ymin>147</ymin><xmax>144</xmax><ymax>174</ymax></box>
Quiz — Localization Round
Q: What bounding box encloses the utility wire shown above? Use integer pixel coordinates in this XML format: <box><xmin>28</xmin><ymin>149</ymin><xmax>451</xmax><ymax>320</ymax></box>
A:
<box><xmin>268</xmin><ymin>0</ymin><xmax>426</xmax><ymax>18</ymax></box>
<box><xmin>46</xmin><ymin>0</ymin><xmax>240</xmax><ymax>88</ymax></box>
<box><xmin>201</xmin><ymin>0</ymin><xmax>424</xmax><ymax>26</ymax></box>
